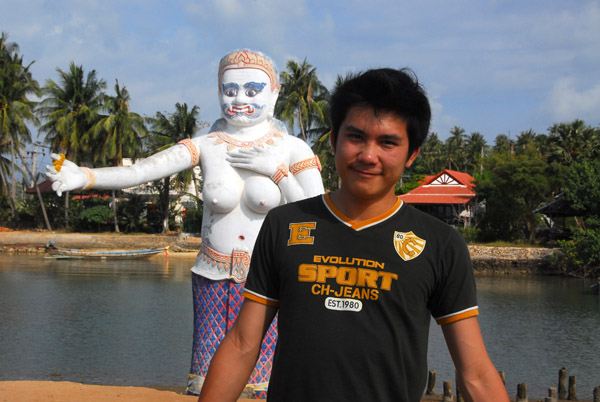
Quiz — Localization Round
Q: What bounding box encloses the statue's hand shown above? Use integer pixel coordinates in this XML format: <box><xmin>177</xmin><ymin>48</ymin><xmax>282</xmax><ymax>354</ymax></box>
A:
<box><xmin>45</xmin><ymin>153</ymin><xmax>87</xmax><ymax>196</ymax></box>
<box><xmin>226</xmin><ymin>146</ymin><xmax>282</xmax><ymax>177</ymax></box>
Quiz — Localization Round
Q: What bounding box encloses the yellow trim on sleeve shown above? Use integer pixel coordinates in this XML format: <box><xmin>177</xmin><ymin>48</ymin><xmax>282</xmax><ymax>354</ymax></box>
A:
<box><xmin>243</xmin><ymin>290</ymin><xmax>279</xmax><ymax>307</ymax></box>
<box><xmin>436</xmin><ymin>308</ymin><xmax>479</xmax><ymax>325</ymax></box>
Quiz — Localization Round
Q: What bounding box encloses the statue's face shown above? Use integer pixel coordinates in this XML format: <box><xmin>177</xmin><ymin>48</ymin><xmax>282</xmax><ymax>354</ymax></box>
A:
<box><xmin>219</xmin><ymin>68</ymin><xmax>275</xmax><ymax>127</ymax></box>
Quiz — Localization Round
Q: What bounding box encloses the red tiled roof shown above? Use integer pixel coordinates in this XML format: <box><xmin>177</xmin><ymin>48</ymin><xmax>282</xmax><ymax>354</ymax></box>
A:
<box><xmin>25</xmin><ymin>179</ymin><xmax>54</xmax><ymax>193</ymax></box>
<box><xmin>399</xmin><ymin>169</ymin><xmax>476</xmax><ymax>205</ymax></box>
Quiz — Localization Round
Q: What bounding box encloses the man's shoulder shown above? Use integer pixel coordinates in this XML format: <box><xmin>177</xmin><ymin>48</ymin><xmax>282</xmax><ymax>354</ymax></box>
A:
<box><xmin>269</xmin><ymin>195</ymin><xmax>324</xmax><ymax>217</ymax></box>
<box><xmin>400</xmin><ymin>203</ymin><xmax>460</xmax><ymax>236</ymax></box>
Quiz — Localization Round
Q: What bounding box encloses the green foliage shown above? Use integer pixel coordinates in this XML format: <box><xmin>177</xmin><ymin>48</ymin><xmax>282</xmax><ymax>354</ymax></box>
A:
<box><xmin>182</xmin><ymin>207</ymin><xmax>203</xmax><ymax>234</ymax></box>
<box><xmin>146</xmin><ymin>102</ymin><xmax>204</xmax><ymax>233</ymax></box>
<box><xmin>275</xmin><ymin>59</ymin><xmax>329</xmax><ymax>141</ymax></box>
<box><xmin>550</xmin><ymin>159</ymin><xmax>600</xmax><ymax>277</ymax></box>
<box><xmin>476</xmin><ymin>151</ymin><xmax>555</xmax><ymax>243</ymax></box>
<box><xmin>547</xmin><ymin>119</ymin><xmax>599</xmax><ymax>165</ymax></box>
<box><xmin>0</xmin><ymin>194</ymin><xmax>12</xmax><ymax>221</ymax></box>
<box><xmin>458</xmin><ymin>226</ymin><xmax>481</xmax><ymax>244</ymax></box>
<box><xmin>17</xmin><ymin>191</ymin><xmax>65</xmax><ymax>229</ymax></box>
<box><xmin>92</xmin><ymin>79</ymin><xmax>147</xmax><ymax>166</ymax></box>
<box><xmin>38</xmin><ymin>61</ymin><xmax>107</xmax><ymax>164</ymax></box>
<box><xmin>396</xmin><ymin>174</ymin><xmax>426</xmax><ymax>195</ymax></box>
<box><xmin>552</xmin><ymin>218</ymin><xmax>600</xmax><ymax>277</ymax></box>
<box><xmin>0</xmin><ymin>32</ymin><xmax>40</xmax><ymax>221</ymax></box>
<box><xmin>117</xmin><ymin>194</ymin><xmax>151</xmax><ymax>233</ymax></box>
<box><xmin>311</xmin><ymin>131</ymin><xmax>338</xmax><ymax>191</ymax></box>
<box><xmin>562</xmin><ymin>159</ymin><xmax>600</xmax><ymax>217</ymax></box>
<box><xmin>78</xmin><ymin>203</ymin><xmax>112</xmax><ymax>230</ymax></box>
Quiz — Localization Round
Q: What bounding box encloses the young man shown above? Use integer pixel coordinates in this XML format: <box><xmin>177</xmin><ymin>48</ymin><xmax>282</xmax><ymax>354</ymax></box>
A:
<box><xmin>198</xmin><ymin>68</ymin><xmax>509</xmax><ymax>402</ymax></box>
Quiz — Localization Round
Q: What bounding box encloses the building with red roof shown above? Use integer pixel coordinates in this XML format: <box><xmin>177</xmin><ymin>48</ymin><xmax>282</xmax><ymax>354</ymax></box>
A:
<box><xmin>399</xmin><ymin>169</ymin><xmax>477</xmax><ymax>226</ymax></box>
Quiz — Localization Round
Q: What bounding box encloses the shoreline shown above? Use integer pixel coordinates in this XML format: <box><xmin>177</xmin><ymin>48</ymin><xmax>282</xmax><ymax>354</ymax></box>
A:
<box><xmin>0</xmin><ymin>381</ymin><xmax>580</xmax><ymax>402</ymax></box>
<box><xmin>0</xmin><ymin>381</ymin><xmax>252</xmax><ymax>402</ymax></box>
<box><xmin>0</xmin><ymin>230</ymin><xmax>559</xmax><ymax>275</ymax></box>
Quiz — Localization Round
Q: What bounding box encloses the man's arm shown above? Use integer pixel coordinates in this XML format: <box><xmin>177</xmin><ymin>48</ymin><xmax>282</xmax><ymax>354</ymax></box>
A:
<box><xmin>198</xmin><ymin>299</ymin><xmax>277</xmax><ymax>402</ymax></box>
<box><xmin>442</xmin><ymin>316</ymin><xmax>509</xmax><ymax>402</ymax></box>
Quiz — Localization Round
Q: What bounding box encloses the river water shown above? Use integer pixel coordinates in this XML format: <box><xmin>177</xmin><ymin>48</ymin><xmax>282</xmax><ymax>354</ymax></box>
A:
<box><xmin>1</xmin><ymin>254</ymin><xmax>599</xmax><ymax>398</ymax></box>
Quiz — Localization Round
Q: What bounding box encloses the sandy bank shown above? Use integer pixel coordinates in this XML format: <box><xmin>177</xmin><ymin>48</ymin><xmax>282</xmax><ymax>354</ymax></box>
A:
<box><xmin>0</xmin><ymin>230</ymin><xmax>202</xmax><ymax>254</ymax></box>
<box><xmin>0</xmin><ymin>381</ymin><xmax>569</xmax><ymax>402</ymax></box>
<box><xmin>0</xmin><ymin>381</ymin><xmax>258</xmax><ymax>402</ymax></box>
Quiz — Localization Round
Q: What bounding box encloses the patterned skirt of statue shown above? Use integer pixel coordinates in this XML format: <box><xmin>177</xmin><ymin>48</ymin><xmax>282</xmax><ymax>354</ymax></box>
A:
<box><xmin>186</xmin><ymin>244</ymin><xmax>277</xmax><ymax>397</ymax></box>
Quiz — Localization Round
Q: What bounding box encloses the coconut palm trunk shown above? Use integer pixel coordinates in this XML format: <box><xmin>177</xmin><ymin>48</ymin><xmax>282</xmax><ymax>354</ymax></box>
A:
<box><xmin>112</xmin><ymin>190</ymin><xmax>120</xmax><ymax>233</ymax></box>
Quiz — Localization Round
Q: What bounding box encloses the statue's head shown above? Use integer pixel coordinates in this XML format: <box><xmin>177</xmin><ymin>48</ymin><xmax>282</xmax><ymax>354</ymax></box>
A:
<box><xmin>218</xmin><ymin>49</ymin><xmax>280</xmax><ymax>127</ymax></box>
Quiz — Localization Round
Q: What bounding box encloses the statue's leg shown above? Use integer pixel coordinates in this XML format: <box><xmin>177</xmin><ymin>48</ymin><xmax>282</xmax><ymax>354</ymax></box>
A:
<box><xmin>187</xmin><ymin>273</ymin><xmax>228</xmax><ymax>395</ymax></box>
<box><xmin>225</xmin><ymin>281</ymin><xmax>278</xmax><ymax>398</ymax></box>
<box><xmin>186</xmin><ymin>273</ymin><xmax>278</xmax><ymax>397</ymax></box>
<box><xmin>248</xmin><ymin>313</ymin><xmax>278</xmax><ymax>398</ymax></box>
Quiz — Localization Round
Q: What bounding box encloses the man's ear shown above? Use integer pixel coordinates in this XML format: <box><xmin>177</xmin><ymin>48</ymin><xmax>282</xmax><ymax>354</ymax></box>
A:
<box><xmin>405</xmin><ymin>147</ymin><xmax>420</xmax><ymax>168</ymax></box>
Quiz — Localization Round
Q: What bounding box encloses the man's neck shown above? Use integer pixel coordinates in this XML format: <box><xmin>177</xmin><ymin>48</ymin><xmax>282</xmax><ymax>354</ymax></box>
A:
<box><xmin>328</xmin><ymin>189</ymin><xmax>398</xmax><ymax>222</ymax></box>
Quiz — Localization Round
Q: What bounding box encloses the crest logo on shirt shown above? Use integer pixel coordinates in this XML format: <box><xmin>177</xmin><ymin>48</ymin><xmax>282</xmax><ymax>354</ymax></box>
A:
<box><xmin>393</xmin><ymin>231</ymin><xmax>426</xmax><ymax>261</ymax></box>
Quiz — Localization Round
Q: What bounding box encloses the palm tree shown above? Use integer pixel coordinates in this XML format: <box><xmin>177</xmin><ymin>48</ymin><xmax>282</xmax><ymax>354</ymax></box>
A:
<box><xmin>492</xmin><ymin>134</ymin><xmax>515</xmax><ymax>155</ymax></box>
<box><xmin>515</xmin><ymin>129</ymin><xmax>535</xmax><ymax>153</ymax></box>
<box><xmin>275</xmin><ymin>59</ymin><xmax>329</xmax><ymax>141</ymax></box>
<box><xmin>146</xmin><ymin>103</ymin><xmax>202</xmax><ymax>233</ymax></box>
<box><xmin>38</xmin><ymin>61</ymin><xmax>106</xmax><ymax>228</ymax></box>
<box><xmin>0</xmin><ymin>33</ymin><xmax>40</xmax><ymax>220</ymax></box>
<box><xmin>38</xmin><ymin>61</ymin><xmax>106</xmax><ymax>164</ymax></box>
<box><xmin>465</xmin><ymin>132</ymin><xmax>487</xmax><ymax>176</ymax></box>
<box><xmin>547</xmin><ymin>119</ymin><xmax>599</xmax><ymax>165</ymax></box>
<box><xmin>444</xmin><ymin>126</ymin><xmax>466</xmax><ymax>171</ymax></box>
<box><xmin>92</xmin><ymin>79</ymin><xmax>147</xmax><ymax>232</ymax></box>
<box><xmin>411</xmin><ymin>132</ymin><xmax>445</xmax><ymax>175</ymax></box>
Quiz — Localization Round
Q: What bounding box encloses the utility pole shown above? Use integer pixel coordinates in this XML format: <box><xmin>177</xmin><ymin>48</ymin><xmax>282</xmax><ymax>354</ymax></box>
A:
<box><xmin>16</xmin><ymin>147</ymin><xmax>52</xmax><ymax>231</ymax></box>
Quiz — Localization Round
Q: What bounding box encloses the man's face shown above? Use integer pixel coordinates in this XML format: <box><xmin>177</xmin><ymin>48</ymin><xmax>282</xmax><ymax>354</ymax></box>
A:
<box><xmin>219</xmin><ymin>68</ymin><xmax>274</xmax><ymax>127</ymax></box>
<box><xmin>332</xmin><ymin>106</ymin><xmax>419</xmax><ymax>204</ymax></box>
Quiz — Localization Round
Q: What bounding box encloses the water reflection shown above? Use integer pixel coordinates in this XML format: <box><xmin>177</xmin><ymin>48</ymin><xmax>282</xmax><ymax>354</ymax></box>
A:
<box><xmin>428</xmin><ymin>275</ymin><xmax>600</xmax><ymax>399</ymax></box>
<box><xmin>0</xmin><ymin>254</ymin><xmax>194</xmax><ymax>388</ymax></box>
<box><xmin>1</xmin><ymin>255</ymin><xmax>599</xmax><ymax>398</ymax></box>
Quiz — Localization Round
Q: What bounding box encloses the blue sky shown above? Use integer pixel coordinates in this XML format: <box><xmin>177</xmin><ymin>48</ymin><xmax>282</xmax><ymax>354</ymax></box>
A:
<box><xmin>2</xmin><ymin>0</ymin><xmax>599</xmax><ymax>146</ymax></box>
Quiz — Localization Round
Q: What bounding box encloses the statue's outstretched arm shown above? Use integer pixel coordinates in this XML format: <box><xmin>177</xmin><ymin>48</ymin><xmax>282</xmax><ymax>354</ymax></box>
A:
<box><xmin>45</xmin><ymin>142</ymin><xmax>198</xmax><ymax>196</ymax></box>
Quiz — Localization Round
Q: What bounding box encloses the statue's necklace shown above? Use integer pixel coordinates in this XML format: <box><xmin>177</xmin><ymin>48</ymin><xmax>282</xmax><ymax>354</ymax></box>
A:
<box><xmin>208</xmin><ymin>130</ymin><xmax>282</xmax><ymax>151</ymax></box>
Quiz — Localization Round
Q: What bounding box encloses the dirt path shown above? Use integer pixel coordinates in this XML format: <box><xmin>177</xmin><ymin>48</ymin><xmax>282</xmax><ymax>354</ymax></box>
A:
<box><xmin>0</xmin><ymin>230</ymin><xmax>202</xmax><ymax>253</ymax></box>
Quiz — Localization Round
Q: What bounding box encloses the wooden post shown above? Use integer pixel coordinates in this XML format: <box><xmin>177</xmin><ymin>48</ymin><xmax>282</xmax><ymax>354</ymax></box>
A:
<box><xmin>558</xmin><ymin>367</ymin><xmax>567</xmax><ymax>400</ymax></box>
<box><xmin>442</xmin><ymin>381</ymin><xmax>453</xmax><ymax>402</ymax></box>
<box><xmin>593</xmin><ymin>386</ymin><xmax>600</xmax><ymax>402</ymax></box>
<box><xmin>516</xmin><ymin>383</ymin><xmax>528</xmax><ymax>402</ymax></box>
<box><xmin>548</xmin><ymin>387</ymin><xmax>557</xmax><ymax>399</ymax></box>
<box><xmin>425</xmin><ymin>370</ymin><xmax>436</xmax><ymax>395</ymax></box>
<box><xmin>567</xmin><ymin>376</ymin><xmax>577</xmax><ymax>400</ymax></box>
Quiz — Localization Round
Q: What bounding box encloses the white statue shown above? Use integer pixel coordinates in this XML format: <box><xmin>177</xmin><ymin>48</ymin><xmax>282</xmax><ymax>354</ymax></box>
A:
<box><xmin>45</xmin><ymin>49</ymin><xmax>325</xmax><ymax>395</ymax></box>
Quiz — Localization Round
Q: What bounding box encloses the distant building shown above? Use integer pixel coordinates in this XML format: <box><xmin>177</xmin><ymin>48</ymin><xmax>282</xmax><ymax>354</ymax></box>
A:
<box><xmin>399</xmin><ymin>169</ymin><xmax>477</xmax><ymax>227</ymax></box>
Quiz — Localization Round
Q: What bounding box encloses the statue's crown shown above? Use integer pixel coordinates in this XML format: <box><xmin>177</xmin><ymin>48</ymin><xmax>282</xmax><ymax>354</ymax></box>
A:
<box><xmin>219</xmin><ymin>50</ymin><xmax>279</xmax><ymax>91</ymax></box>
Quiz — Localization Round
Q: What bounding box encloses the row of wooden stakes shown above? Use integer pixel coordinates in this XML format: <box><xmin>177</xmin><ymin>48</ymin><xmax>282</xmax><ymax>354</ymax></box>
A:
<box><xmin>425</xmin><ymin>367</ymin><xmax>600</xmax><ymax>401</ymax></box>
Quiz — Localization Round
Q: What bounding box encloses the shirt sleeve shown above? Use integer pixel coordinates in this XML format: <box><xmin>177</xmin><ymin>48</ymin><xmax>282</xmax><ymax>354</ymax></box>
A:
<box><xmin>243</xmin><ymin>212</ymin><xmax>281</xmax><ymax>308</ymax></box>
<box><xmin>430</xmin><ymin>229</ymin><xmax>479</xmax><ymax>325</ymax></box>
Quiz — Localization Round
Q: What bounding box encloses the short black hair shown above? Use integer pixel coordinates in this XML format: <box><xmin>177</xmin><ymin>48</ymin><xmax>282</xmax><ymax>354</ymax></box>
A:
<box><xmin>329</xmin><ymin>68</ymin><xmax>431</xmax><ymax>155</ymax></box>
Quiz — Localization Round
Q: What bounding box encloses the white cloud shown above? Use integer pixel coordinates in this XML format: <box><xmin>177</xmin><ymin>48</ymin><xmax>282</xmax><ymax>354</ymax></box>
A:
<box><xmin>542</xmin><ymin>77</ymin><xmax>600</xmax><ymax>124</ymax></box>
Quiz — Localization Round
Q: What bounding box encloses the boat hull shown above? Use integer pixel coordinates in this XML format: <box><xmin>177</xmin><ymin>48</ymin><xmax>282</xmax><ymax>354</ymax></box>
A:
<box><xmin>46</xmin><ymin>247</ymin><xmax>168</xmax><ymax>260</ymax></box>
